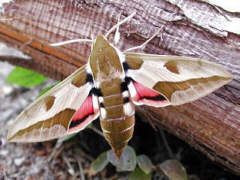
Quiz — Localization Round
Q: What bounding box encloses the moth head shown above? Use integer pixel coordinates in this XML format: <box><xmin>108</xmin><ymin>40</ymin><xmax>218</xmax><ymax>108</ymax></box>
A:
<box><xmin>89</xmin><ymin>35</ymin><xmax>123</xmax><ymax>80</ymax></box>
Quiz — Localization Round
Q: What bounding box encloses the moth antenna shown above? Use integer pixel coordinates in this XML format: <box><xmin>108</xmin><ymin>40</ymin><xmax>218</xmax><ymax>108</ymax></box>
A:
<box><xmin>50</xmin><ymin>39</ymin><xmax>93</xmax><ymax>46</ymax></box>
<box><xmin>90</xmin><ymin>33</ymin><xmax>95</xmax><ymax>41</ymax></box>
<box><xmin>124</xmin><ymin>27</ymin><xmax>163</xmax><ymax>52</ymax></box>
<box><xmin>105</xmin><ymin>12</ymin><xmax>136</xmax><ymax>39</ymax></box>
<box><xmin>0</xmin><ymin>18</ymin><xmax>14</xmax><ymax>21</ymax></box>
<box><xmin>113</xmin><ymin>12</ymin><xmax>121</xmax><ymax>45</ymax></box>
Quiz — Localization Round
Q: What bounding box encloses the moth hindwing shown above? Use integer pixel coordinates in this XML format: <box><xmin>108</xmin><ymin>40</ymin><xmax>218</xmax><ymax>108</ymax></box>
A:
<box><xmin>8</xmin><ymin>35</ymin><xmax>232</xmax><ymax>159</ymax></box>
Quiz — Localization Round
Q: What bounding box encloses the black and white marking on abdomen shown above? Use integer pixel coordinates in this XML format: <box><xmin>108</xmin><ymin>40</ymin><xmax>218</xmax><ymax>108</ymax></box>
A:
<box><xmin>91</xmin><ymin>87</ymin><xmax>103</xmax><ymax>97</ymax></box>
<box><xmin>120</xmin><ymin>79</ymin><xmax>135</xmax><ymax>117</ymax></box>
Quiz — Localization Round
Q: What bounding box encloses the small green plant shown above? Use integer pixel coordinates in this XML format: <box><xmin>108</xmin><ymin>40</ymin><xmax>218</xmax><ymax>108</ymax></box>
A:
<box><xmin>90</xmin><ymin>145</ymin><xmax>188</xmax><ymax>180</ymax></box>
<box><xmin>6</xmin><ymin>66</ymin><xmax>46</xmax><ymax>88</ymax></box>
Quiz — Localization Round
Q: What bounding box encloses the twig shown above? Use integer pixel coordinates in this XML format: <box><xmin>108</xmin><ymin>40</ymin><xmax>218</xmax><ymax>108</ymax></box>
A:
<box><xmin>106</xmin><ymin>174</ymin><xmax>120</xmax><ymax>180</ymax></box>
<box><xmin>159</xmin><ymin>130</ymin><xmax>175</xmax><ymax>159</ymax></box>
<box><xmin>62</xmin><ymin>154</ymin><xmax>75</xmax><ymax>176</ymax></box>
<box><xmin>88</xmin><ymin>126</ymin><xmax>104</xmax><ymax>137</ymax></box>
<box><xmin>75</xmin><ymin>148</ymin><xmax>94</xmax><ymax>162</ymax></box>
<box><xmin>136</xmin><ymin>106</ymin><xmax>158</xmax><ymax>131</ymax></box>
<box><xmin>75</xmin><ymin>155</ymin><xmax>85</xmax><ymax>180</ymax></box>
<box><xmin>47</xmin><ymin>140</ymin><xmax>64</xmax><ymax>162</ymax></box>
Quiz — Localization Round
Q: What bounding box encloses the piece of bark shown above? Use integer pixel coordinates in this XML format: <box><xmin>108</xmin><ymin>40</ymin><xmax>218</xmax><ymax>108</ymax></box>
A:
<box><xmin>0</xmin><ymin>0</ymin><xmax>240</xmax><ymax>175</ymax></box>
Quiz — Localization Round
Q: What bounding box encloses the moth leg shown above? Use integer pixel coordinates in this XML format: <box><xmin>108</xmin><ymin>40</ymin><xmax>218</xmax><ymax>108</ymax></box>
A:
<box><xmin>105</xmin><ymin>12</ymin><xmax>136</xmax><ymax>38</ymax></box>
<box><xmin>124</xmin><ymin>27</ymin><xmax>163</xmax><ymax>52</ymax></box>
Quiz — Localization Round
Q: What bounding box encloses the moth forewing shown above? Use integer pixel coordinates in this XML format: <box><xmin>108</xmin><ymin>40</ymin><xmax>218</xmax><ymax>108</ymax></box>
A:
<box><xmin>7</xmin><ymin>65</ymin><xmax>99</xmax><ymax>142</ymax></box>
<box><xmin>124</xmin><ymin>53</ymin><xmax>232</xmax><ymax>106</ymax></box>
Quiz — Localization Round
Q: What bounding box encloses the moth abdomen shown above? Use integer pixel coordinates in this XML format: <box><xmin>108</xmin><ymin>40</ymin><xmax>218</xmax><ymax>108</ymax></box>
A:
<box><xmin>100</xmin><ymin>115</ymin><xmax>135</xmax><ymax>158</ymax></box>
<box><xmin>98</xmin><ymin>77</ymin><xmax>135</xmax><ymax>158</ymax></box>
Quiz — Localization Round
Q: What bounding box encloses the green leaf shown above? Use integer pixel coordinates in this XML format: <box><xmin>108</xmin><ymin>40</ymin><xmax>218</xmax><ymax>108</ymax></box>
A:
<box><xmin>38</xmin><ymin>84</ymin><xmax>55</xmax><ymax>97</ymax></box>
<box><xmin>6</xmin><ymin>66</ymin><xmax>46</xmax><ymax>88</ymax></box>
<box><xmin>107</xmin><ymin>146</ymin><xmax>136</xmax><ymax>172</ymax></box>
<box><xmin>87</xmin><ymin>123</ymin><xmax>94</xmax><ymax>129</ymax></box>
<box><xmin>128</xmin><ymin>167</ymin><xmax>151</xmax><ymax>180</ymax></box>
<box><xmin>159</xmin><ymin>160</ymin><xmax>188</xmax><ymax>180</ymax></box>
<box><xmin>137</xmin><ymin>155</ymin><xmax>154</xmax><ymax>174</ymax></box>
<box><xmin>90</xmin><ymin>152</ymin><xmax>108</xmax><ymax>175</ymax></box>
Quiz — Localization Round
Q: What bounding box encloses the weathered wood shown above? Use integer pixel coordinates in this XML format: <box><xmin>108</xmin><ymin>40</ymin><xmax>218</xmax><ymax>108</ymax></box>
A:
<box><xmin>0</xmin><ymin>0</ymin><xmax>239</xmax><ymax>174</ymax></box>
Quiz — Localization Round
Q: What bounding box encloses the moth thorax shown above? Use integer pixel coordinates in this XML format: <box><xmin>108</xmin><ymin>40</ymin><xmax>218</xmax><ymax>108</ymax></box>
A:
<box><xmin>100</xmin><ymin>78</ymin><xmax>122</xmax><ymax>96</ymax></box>
<box><xmin>89</xmin><ymin>35</ymin><xmax>123</xmax><ymax>80</ymax></box>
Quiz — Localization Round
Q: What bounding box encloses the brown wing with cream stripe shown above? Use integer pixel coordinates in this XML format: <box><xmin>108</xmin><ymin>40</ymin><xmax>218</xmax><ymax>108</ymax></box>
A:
<box><xmin>8</xmin><ymin>65</ymin><xmax>99</xmax><ymax>142</ymax></box>
<box><xmin>124</xmin><ymin>52</ymin><xmax>232</xmax><ymax>106</ymax></box>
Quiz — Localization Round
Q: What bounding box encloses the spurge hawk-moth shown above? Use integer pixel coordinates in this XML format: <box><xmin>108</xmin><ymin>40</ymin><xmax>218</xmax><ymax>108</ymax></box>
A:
<box><xmin>7</xmin><ymin>14</ymin><xmax>232</xmax><ymax>158</ymax></box>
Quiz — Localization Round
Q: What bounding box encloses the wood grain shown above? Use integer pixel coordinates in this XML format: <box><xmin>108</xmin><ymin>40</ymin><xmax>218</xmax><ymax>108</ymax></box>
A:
<box><xmin>0</xmin><ymin>0</ymin><xmax>239</xmax><ymax>174</ymax></box>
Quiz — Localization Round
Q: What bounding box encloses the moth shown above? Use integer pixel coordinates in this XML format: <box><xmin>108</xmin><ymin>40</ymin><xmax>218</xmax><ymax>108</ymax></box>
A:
<box><xmin>7</xmin><ymin>13</ymin><xmax>232</xmax><ymax>158</ymax></box>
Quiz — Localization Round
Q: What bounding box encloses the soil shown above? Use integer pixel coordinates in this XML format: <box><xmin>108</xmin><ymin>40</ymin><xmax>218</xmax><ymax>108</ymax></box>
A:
<box><xmin>0</xmin><ymin>62</ymin><xmax>239</xmax><ymax>180</ymax></box>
